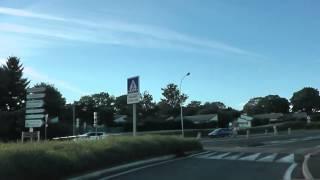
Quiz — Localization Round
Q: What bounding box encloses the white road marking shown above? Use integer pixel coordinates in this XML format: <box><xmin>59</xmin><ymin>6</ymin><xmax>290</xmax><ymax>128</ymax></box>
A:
<box><xmin>257</xmin><ymin>153</ymin><xmax>278</xmax><ymax>162</ymax></box>
<box><xmin>197</xmin><ymin>152</ymin><xmax>218</xmax><ymax>158</ymax></box>
<box><xmin>239</xmin><ymin>153</ymin><xmax>261</xmax><ymax>161</ymax></box>
<box><xmin>277</xmin><ymin>154</ymin><xmax>295</xmax><ymax>163</ymax></box>
<box><xmin>283</xmin><ymin>163</ymin><xmax>297</xmax><ymax>180</ymax></box>
<box><xmin>224</xmin><ymin>153</ymin><xmax>244</xmax><ymax>160</ymax></box>
<box><xmin>209</xmin><ymin>152</ymin><xmax>231</xmax><ymax>160</ymax></box>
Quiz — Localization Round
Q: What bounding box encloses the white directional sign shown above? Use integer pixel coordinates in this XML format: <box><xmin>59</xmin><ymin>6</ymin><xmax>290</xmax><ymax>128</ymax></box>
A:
<box><xmin>26</xmin><ymin>100</ymin><xmax>44</xmax><ymax>108</ymax></box>
<box><xmin>25</xmin><ymin>120</ymin><xmax>44</xmax><ymax>128</ymax></box>
<box><xmin>27</xmin><ymin>87</ymin><xmax>46</xmax><ymax>93</ymax></box>
<box><xmin>27</xmin><ymin>93</ymin><xmax>46</xmax><ymax>99</ymax></box>
<box><xmin>26</xmin><ymin>114</ymin><xmax>45</xmax><ymax>119</ymax></box>
<box><xmin>127</xmin><ymin>76</ymin><xmax>140</xmax><ymax>104</ymax></box>
<box><xmin>26</xmin><ymin>109</ymin><xmax>45</xmax><ymax>114</ymax></box>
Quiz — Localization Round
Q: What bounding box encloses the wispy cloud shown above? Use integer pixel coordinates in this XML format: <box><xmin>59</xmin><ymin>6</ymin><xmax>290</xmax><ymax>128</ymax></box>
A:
<box><xmin>24</xmin><ymin>67</ymin><xmax>88</xmax><ymax>96</ymax></box>
<box><xmin>0</xmin><ymin>58</ymin><xmax>6</xmax><ymax>65</ymax></box>
<box><xmin>0</xmin><ymin>6</ymin><xmax>261</xmax><ymax>57</ymax></box>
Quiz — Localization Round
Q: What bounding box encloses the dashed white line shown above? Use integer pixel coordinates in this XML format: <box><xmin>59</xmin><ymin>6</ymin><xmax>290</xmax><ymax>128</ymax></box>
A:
<box><xmin>239</xmin><ymin>153</ymin><xmax>261</xmax><ymax>161</ymax></box>
<box><xmin>209</xmin><ymin>152</ymin><xmax>231</xmax><ymax>160</ymax></box>
<box><xmin>257</xmin><ymin>153</ymin><xmax>278</xmax><ymax>162</ymax></box>
<box><xmin>277</xmin><ymin>154</ymin><xmax>295</xmax><ymax>163</ymax></box>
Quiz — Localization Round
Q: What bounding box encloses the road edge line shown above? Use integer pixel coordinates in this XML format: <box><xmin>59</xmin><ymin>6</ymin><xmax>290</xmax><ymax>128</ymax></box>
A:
<box><xmin>283</xmin><ymin>163</ymin><xmax>297</xmax><ymax>180</ymax></box>
<box><xmin>68</xmin><ymin>151</ymin><xmax>205</xmax><ymax>180</ymax></box>
<box><xmin>302</xmin><ymin>154</ymin><xmax>314</xmax><ymax>180</ymax></box>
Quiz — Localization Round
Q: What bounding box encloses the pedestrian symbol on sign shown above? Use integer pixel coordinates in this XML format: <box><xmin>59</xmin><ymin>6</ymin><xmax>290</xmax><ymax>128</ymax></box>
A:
<box><xmin>129</xmin><ymin>80</ymin><xmax>138</xmax><ymax>93</ymax></box>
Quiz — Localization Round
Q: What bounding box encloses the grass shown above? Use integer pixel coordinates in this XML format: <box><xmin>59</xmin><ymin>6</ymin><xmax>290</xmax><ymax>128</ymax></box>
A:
<box><xmin>0</xmin><ymin>135</ymin><xmax>202</xmax><ymax>180</ymax></box>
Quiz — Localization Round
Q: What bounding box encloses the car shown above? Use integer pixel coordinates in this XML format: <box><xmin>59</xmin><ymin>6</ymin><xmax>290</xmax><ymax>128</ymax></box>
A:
<box><xmin>76</xmin><ymin>132</ymin><xmax>108</xmax><ymax>141</ymax></box>
<box><xmin>208</xmin><ymin>128</ymin><xmax>233</xmax><ymax>138</ymax></box>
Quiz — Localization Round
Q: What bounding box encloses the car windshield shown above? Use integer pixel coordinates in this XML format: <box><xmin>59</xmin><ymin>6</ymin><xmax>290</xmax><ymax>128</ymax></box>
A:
<box><xmin>1</xmin><ymin>1</ymin><xmax>319</xmax><ymax>180</ymax></box>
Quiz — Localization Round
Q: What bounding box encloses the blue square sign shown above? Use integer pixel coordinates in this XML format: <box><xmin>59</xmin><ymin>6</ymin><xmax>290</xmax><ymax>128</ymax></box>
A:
<box><xmin>127</xmin><ymin>76</ymin><xmax>140</xmax><ymax>104</ymax></box>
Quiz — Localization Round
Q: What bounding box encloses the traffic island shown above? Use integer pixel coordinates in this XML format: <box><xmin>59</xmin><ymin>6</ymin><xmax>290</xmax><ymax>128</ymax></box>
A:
<box><xmin>0</xmin><ymin>135</ymin><xmax>202</xmax><ymax>180</ymax></box>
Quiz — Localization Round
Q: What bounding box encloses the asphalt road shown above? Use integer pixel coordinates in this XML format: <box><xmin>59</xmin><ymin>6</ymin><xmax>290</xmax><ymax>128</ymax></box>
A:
<box><xmin>106</xmin><ymin>157</ymin><xmax>291</xmax><ymax>180</ymax></box>
<box><xmin>100</xmin><ymin>130</ymin><xmax>320</xmax><ymax>180</ymax></box>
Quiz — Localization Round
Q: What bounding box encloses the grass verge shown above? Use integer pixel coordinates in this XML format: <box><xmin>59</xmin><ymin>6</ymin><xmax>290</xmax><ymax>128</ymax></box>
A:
<box><xmin>0</xmin><ymin>135</ymin><xmax>202</xmax><ymax>180</ymax></box>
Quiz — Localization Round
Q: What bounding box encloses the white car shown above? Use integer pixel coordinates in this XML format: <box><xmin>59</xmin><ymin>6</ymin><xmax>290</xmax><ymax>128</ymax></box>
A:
<box><xmin>77</xmin><ymin>132</ymin><xmax>108</xmax><ymax>140</ymax></box>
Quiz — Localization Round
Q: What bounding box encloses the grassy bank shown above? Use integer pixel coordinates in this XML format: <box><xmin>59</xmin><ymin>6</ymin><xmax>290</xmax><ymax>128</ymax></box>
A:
<box><xmin>0</xmin><ymin>135</ymin><xmax>202</xmax><ymax>180</ymax></box>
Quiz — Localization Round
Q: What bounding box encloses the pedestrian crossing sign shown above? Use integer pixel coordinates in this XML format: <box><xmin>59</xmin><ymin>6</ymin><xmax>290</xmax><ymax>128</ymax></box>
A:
<box><xmin>127</xmin><ymin>76</ymin><xmax>140</xmax><ymax>104</ymax></box>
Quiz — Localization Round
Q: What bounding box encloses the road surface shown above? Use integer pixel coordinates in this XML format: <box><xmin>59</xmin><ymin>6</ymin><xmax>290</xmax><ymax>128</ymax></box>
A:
<box><xmin>99</xmin><ymin>130</ymin><xmax>320</xmax><ymax>180</ymax></box>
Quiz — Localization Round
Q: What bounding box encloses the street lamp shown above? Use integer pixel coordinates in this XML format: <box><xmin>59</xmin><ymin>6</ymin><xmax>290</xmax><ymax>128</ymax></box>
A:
<box><xmin>180</xmin><ymin>72</ymin><xmax>190</xmax><ymax>138</ymax></box>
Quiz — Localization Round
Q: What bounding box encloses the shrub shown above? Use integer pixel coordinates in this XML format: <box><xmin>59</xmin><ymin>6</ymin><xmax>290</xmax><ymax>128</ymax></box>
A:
<box><xmin>0</xmin><ymin>135</ymin><xmax>202</xmax><ymax>179</ymax></box>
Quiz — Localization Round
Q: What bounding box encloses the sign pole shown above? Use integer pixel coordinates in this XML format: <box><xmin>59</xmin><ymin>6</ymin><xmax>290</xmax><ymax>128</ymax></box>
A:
<box><xmin>133</xmin><ymin>103</ymin><xmax>137</xmax><ymax>137</ymax></box>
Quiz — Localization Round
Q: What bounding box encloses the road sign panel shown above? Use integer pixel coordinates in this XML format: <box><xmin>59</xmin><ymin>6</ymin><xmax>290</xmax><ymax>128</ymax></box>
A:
<box><xmin>26</xmin><ymin>109</ymin><xmax>45</xmax><ymax>114</ymax></box>
<box><xmin>127</xmin><ymin>76</ymin><xmax>140</xmax><ymax>104</ymax></box>
<box><xmin>26</xmin><ymin>114</ymin><xmax>45</xmax><ymax>119</ymax></box>
<box><xmin>25</xmin><ymin>120</ymin><xmax>44</xmax><ymax>128</ymax></box>
<box><xmin>27</xmin><ymin>87</ymin><xmax>46</xmax><ymax>93</ymax></box>
<box><xmin>26</xmin><ymin>100</ymin><xmax>44</xmax><ymax>108</ymax></box>
<box><xmin>27</xmin><ymin>93</ymin><xmax>45</xmax><ymax>99</ymax></box>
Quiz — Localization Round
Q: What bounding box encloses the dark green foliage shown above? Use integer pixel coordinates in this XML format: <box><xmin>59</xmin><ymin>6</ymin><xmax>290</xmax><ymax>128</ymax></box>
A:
<box><xmin>33</xmin><ymin>83</ymin><xmax>66</xmax><ymax>118</ymax></box>
<box><xmin>243</xmin><ymin>95</ymin><xmax>289</xmax><ymax>115</ymax></box>
<box><xmin>0</xmin><ymin>136</ymin><xmax>203</xmax><ymax>179</ymax></box>
<box><xmin>291</xmin><ymin>87</ymin><xmax>320</xmax><ymax>113</ymax></box>
<box><xmin>0</xmin><ymin>57</ymin><xmax>29</xmax><ymax>111</ymax></box>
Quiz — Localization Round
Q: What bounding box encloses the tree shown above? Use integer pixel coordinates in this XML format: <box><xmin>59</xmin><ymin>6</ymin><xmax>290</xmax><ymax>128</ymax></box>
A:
<box><xmin>0</xmin><ymin>67</ymin><xmax>10</xmax><ymax>111</ymax></box>
<box><xmin>2</xmin><ymin>57</ymin><xmax>29</xmax><ymax>111</ymax></box>
<box><xmin>291</xmin><ymin>87</ymin><xmax>320</xmax><ymax>113</ymax></box>
<box><xmin>198</xmin><ymin>102</ymin><xmax>226</xmax><ymax>114</ymax></box>
<box><xmin>185</xmin><ymin>101</ymin><xmax>202</xmax><ymax>116</ymax></box>
<box><xmin>139</xmin><ymin>91</ymin><xmax>156</xmax><ymax>119</ymax></box>
<box><xmin>78</xmin><ymin>92</ymin><xmax>115</xmax><ymax>126</ymax></box>
<box><xmin>217</xmin><ymin>108</ymin><xmax>240</xmax><ymax>128</ymax></box>
<box><xmin>161</xmin><ymin>83</ymin><xmax>188</xmax><ymax>108</ymax></box>
<box><xmin>243</xmin><ymin>97</ymin><xmax>264</xmax><ymax>115</ymax></box>
<box><xmin>160</xmin><ymin>83</ymin><xmax>188</xmax><ymax>117</ymax></box>
<box><xmin>259</xmin><ymin>95</ymin><xmax>289</xmax><ymax>114</ymax></box>
<box><xmin>115</xmin><ymin>95</ymin><xmax>131</xmax><ymax>116</ymax></box>
<box><xmin>33</xmin><ymin>83</ymin><xmax>66</xmax><ymax>118</ymax></box>
<box><xmin>243</xmin><ymin>95</ymin><xmax>289</xmax><ymax>115</ymax></box>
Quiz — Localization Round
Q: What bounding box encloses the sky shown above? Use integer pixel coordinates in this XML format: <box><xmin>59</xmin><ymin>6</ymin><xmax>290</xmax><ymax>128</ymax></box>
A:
<box><xmin>1</xmin><ymin>0</ymin><xmax>320</xmax><ymax>110</ymax></box>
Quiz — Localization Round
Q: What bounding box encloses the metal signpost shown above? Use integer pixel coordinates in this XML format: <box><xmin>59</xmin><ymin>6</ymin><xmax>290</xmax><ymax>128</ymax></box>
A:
<box><xmin>94</xmin><ymin>112</ymin><xmax>98</xmax><ymax>136</ymax></box>
<box><xmin>127</xmin><ymin>76</ymin><xmax>140</xmax><ymax>136</ymax></box>
<box><xmin>22</xmin><ymin>87</ymin><xmax>46</xmax><ymax>142</ymax></box>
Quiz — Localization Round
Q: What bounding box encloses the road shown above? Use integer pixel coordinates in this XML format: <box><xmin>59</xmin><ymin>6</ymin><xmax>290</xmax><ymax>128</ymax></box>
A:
<box><xmin>100</xmin><ymin>130</ymin><xmax>320</xmax><ymax>180</ymax></box>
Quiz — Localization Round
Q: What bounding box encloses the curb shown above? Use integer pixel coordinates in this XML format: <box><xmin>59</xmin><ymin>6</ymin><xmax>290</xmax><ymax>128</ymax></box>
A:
<box><xmin>302</xmin><ymin>154</ymin><xmax>314</xmax><ymax>180</ymax></box>
<box><xmin>68</xmin><ymin>151</ymin><xmax>204</xmax><ymax>180</ymax></box>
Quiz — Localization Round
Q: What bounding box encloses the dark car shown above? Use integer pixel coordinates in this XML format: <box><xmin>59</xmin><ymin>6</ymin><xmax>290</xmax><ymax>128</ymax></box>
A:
<box><xmin>208</xmin><ymin>128</ymin><xmax>233</xmax><ymax>138</ymax></box>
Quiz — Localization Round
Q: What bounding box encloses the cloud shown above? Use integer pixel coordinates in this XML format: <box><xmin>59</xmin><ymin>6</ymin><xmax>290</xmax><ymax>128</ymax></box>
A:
<box><xmin>24</xmin><ymin>67</ymin><xmax>88</xmax><ymax>96</ymax></box>
<box><xmin>0</xmin><ymin>58</ymin><xmax>5</xmax><ymax>65</ymax></box>
<box><xmin>0</xmin><ymin>7</ymin><xmax>65</xmax><ymax>21</ymax></box>
<box><xmin>0</xmin><ymin>6</ymin><xmax>261</xmax><ymax>57</ymax></box>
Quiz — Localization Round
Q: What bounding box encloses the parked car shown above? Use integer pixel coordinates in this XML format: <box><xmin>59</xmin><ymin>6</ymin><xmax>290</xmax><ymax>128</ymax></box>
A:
<box><xmin>208</xmin><ymin>128</ymin><xmax>233</xmax><ymax>138</ymax></box>
<box><xmin>77</xmin><ymin>132</ymin><xmax>108</xmax><ymax>140</ymax></box>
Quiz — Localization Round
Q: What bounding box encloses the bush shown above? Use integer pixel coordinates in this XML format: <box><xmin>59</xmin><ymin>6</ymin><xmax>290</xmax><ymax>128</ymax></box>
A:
<box><xmin>0</xmin><ymin>135</ymin><xmax>202</xmax><ymax>179</ymax></box>
<box><xmin>251</xmin><ymin>118</ymin><xmax>270</xmax><ymax>127</ymax></box>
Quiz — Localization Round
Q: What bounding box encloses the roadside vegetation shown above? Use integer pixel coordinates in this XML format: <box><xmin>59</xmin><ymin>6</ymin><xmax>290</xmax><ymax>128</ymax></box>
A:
<box><xmin>0</xmin><ymin>135</ymin><xmax>202</xmax><ymax>180</ymax></box>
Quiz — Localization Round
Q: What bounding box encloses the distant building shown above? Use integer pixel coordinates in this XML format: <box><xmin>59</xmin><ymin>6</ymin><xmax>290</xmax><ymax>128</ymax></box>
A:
<box><xmin>114</xmin><ymin>115</ymin><xmax>128</xmax><ymax>124</ymax></box>
<box><xmin>253</xmin><ymin>113</ymin><xmax>284</xmax><ymax>123</ymax></box>
<box><xmin>236</xmin><ymin>114</ymin><xmax>254</xmax><ymax>128</ymax></box>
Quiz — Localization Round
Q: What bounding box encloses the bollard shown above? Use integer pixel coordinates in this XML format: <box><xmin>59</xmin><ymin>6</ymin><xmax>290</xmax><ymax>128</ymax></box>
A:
<box><xmin>197</xmin><ymin>132</ymin><xmax>202</xmax><ymax>140</ymax></box>
<box><xmin>265</xmin><ymin>129</ymin><xmax>268</xmax><ymax>135</ymax></box>
<box><xmin>288</xmin><ymin>128</ymin><xmax>291</xmax><ymax>135</ymax></box>
<box><xmin>273</xmin><ymin>126</ymin><xmax>278</xmax><ymax>136</ymax></box>
<box><xmin>246</xmin><ymin>130</ymin><xmax>250</xmax><ymax>139</ymax></box>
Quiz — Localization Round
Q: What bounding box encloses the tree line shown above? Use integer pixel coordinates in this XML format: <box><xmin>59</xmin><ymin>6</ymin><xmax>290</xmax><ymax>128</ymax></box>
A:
<box><xmin>0</xmin><ymin>56</ymin><xmax>319</xmax><ymax>140</ymax></box>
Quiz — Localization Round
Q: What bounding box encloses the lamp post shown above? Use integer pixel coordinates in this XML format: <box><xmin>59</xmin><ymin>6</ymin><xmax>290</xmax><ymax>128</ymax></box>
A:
<box><xmin>180</xmin><ymin>72</ymin><xmax>190</xmax><ymax>138</ymax></box>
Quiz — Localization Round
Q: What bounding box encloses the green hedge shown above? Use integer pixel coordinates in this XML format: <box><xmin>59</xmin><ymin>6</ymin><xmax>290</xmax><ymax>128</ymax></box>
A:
<box><xmin>0</xmin><ymin>135</ymin><xmax>202</xmax><ymax>180</ymax></box>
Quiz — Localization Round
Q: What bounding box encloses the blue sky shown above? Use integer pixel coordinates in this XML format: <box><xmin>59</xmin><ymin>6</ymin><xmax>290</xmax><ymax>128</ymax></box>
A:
<box><xmin>1</xmin><ymin>0</ymin><xmax>320</xmax><ymax>110</ymax></box>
